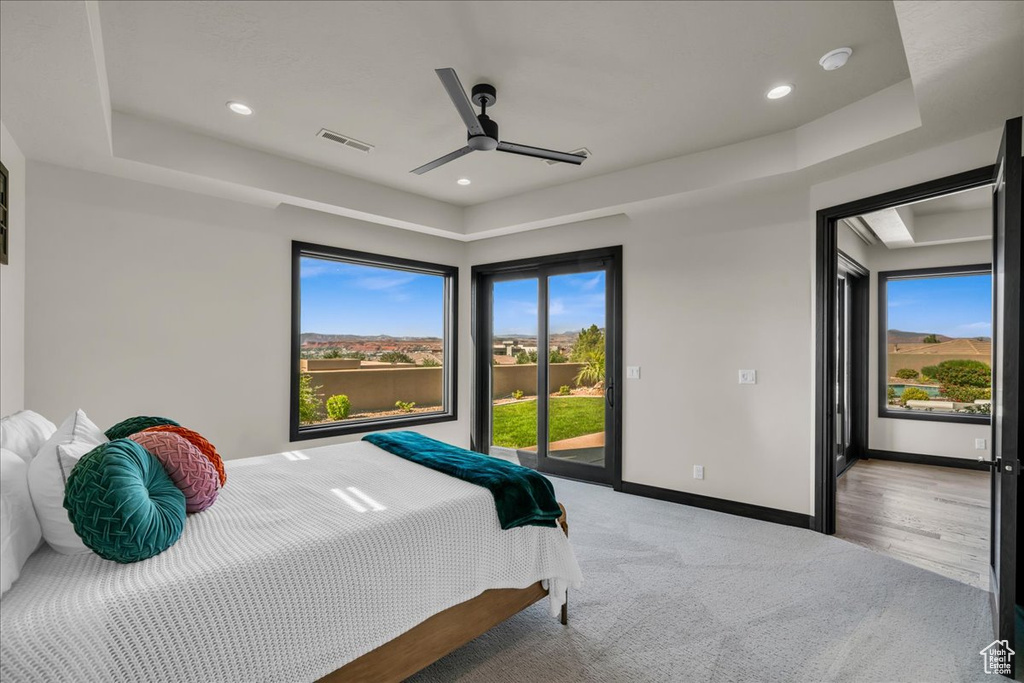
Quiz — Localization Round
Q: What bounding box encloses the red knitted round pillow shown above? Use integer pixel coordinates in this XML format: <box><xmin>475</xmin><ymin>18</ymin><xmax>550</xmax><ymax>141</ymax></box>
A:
<box><xmin>141</xmin><ymin>425</ymin><xmax>226</xmax><ymax>487</ymax></box>
<box><xmin>129</xmin><ymin>431</ymin><xmax>219</xmax><ymax>513</ymax></box>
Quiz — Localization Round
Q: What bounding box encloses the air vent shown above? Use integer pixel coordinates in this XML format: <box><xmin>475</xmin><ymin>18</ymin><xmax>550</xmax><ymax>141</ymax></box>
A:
<box><xmin>316</xmin><ymin>128</ymin><xmax>374</xmax><ymax>154</ymax></box>
<box><xmin>546</xmin><ymin>147</ymin><xmax>590</xmax><ymax>166</ymax></box>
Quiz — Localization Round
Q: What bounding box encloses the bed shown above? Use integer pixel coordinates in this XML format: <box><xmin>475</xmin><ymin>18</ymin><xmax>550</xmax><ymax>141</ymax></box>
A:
<box><xmin>0</xmin><ymin>439</ymin><xmax>582</xmax><ymax>682</ymax></box>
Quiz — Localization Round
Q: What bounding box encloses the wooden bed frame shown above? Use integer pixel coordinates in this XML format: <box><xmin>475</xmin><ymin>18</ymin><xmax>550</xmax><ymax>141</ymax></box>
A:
<box><xmin>319</xmin><ymin>505</ymin><xmax>569</xmax><ymax>683</ymax></box>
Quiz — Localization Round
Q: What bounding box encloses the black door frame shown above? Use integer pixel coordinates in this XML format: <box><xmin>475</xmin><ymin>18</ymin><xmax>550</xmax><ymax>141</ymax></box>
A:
<box><xmin>836</xmin><ymin>252</ymin><xmax>870</xmax><ymax>477</ymax></box>
<box><xmin>471</xmin><ymin>246</ymin><xmax>623</xmax><ymax>489</ymax></box>
<box><xmin>814</xmin><ymin>165</ymin><xmax>995</xmax><ymax>534</ymax></box>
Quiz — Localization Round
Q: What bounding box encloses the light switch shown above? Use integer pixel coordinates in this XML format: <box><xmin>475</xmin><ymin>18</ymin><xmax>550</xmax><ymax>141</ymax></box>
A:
<box><xmin>627</xmin><ymin>366</ymin><xmax>641</xmax><ymax>379</ymax></box>
<box><xmin>693</xmin><ymin>465</ymin><xmax>704</xmax><ymax>480</ymax></box>
<box><xmin>976</xmin><ymin>438</ymin><xmax>987</xmax><ymax>450</ymax></box>
<box><xmin>738</xmin><ymin>369</ymin><xmax>757</xmax><ymax>385</ymax></box>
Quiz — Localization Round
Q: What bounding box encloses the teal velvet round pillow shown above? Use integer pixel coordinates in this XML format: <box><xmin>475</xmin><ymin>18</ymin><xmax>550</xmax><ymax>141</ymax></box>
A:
<box><xmin>63</xmin><ymin>439</ymin><xmax>186</xmax><ymax>563</ymax></box>
<box><xmin>104</xmin><ymin>416</ymin><xmax>180</xmax><ymax>441</ymax></box>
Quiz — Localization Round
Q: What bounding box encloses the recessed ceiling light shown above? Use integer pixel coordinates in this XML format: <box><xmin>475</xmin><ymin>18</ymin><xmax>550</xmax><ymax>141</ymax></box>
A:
<box><xmin>766</xmin><ymin>84</ymin><xmax>793</xmax><ymax>100</ymax></box>
<box><xmin>819</xmin><ymin>47</ymin><xmax>853</xmax><ymax>71</ymax></box>
<box><xmin>226</xmin><ymin>101</ymin><xmax>253</xmax><ymax>116</ymax></box>
<box><xmin>457</xmin><ymin>178</ymin><xmax>471</xmax><ymax>186</ymax></box>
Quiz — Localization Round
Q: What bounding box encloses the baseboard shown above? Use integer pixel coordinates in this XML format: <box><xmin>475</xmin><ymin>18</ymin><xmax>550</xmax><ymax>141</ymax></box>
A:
<box><xmin>619</xmin><ymin>481</ymin><xmax>814</xmax><ymax>530</ymax></box>
<box><xmin>865</xmin><ymin>449</ymin><xmax>991</xmax><ymax>471</ymax></box>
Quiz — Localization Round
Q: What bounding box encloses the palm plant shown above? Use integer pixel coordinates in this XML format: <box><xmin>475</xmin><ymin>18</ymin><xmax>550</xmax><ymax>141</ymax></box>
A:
<box><xmin>574</xmin><ymin>350</ymin><xmax>605</xmax><ymax>387</ymax></box>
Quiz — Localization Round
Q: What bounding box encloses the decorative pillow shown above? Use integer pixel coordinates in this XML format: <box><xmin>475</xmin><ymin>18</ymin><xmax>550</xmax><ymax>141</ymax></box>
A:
<box><xmin>64</xmin><ymin>440</ymin><xmax>186</xmax><ymax>563</ymax></box>
<box><xmin>142</xmin><ymin>425</ymin><xmax>225</xmax><ymax>487</ymax></box>
<box><xmin>1</xmin><ymin>448</ymin><xmax>43</xmax><ymax>595</ymax></box>
<box><xmin>129</xmin><ymin>431</ymin><xmax>219</xmax><ymax>513</ymax></box>
<box><xmin>28</xmin><ymin>410</ymin><xmax>108</xmax><ymax>554</ymax></box>
<box><xmin>1</xmin><ymin>410</ymin><xmax>57</xmax><ymax>463</ymax></box>
<box><xmin>104</xmin><ymin>415</ymin><xmax>180</xmax><ymax>441</ymax></box>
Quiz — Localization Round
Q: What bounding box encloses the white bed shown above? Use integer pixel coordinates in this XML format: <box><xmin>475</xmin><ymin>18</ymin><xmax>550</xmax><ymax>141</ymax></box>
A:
<box><xmin>0</xmin><ymin>440</ymin><xmax>582</xmax><ymax>683</ymax></box>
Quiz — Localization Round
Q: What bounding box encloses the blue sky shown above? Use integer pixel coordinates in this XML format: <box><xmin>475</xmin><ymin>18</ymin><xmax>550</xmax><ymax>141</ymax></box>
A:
<box><xmin>887</xmin><ymin>273</ymin><xmax>992</xmax><ymax>338</ymax></box>
<box><xmin>493</xmin><ymin>271</ymin><xmax>606</xmax><ymax>336</ymax></box>
<box><xmin>300</xmin><ymin>257</ymin><xmax>444</xmax><ymax>337</ymax></box>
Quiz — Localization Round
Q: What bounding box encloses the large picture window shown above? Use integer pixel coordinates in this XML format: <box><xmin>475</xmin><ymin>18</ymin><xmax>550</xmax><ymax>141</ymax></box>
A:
<box><xmin>290</xmin><ymin>241</ymin><xmax>457</xmax><ymax>440</ymax></box>
<box><xmin>878</xmin><ymin>264</ymin><xmax>992</xmax><ymax>424</ymax></box>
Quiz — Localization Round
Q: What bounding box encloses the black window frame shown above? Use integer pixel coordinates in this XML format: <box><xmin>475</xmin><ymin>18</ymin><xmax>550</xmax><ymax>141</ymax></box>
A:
<box><xmin>290</xmin><ymin>240</ymin><xmax>458</xmax><ymax>441</ymax></box>
<box><xmin>877</xmin><ymin>263</ymin><xmax>993</xmax><ymax>425</ymax></box>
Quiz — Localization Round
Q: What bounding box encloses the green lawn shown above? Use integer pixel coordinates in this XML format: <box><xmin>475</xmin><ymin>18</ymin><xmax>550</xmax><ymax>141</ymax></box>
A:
<box><xmin>492</xmin><ymin>396</ymin><xmax>605</xmax><ymax>449</ymax></box>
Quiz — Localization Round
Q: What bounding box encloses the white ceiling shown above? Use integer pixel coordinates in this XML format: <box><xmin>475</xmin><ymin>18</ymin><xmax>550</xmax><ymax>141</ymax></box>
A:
<box><xmin>97</xmin><ymin>0</ymin><xmax>910</xmax><ymax>206</ymax></box>
<box><xmin>908</xmin><ymin>185</ymin><xmax>991</xmax><ymax>216</ymax></box>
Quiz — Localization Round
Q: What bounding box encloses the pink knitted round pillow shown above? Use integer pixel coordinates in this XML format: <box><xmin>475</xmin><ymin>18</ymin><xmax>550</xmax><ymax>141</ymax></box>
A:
<box><xmin>129</xmin><ymin>431</ymin><xmax>219</xmax><ymax>513</ymax></box>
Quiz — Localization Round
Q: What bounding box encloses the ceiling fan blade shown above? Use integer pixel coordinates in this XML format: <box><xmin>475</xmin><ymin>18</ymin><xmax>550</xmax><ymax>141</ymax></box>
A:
<box><xmin>435</xmin><ymin>68</ymin><xmax>485</xmax><ymax>137</ymax></box>
<box><xmin>496</xmin><ymin>141</ymin><xmax>587</xmax><ymax>165</ymax></box>
<box><xmin>410</xmin><ymin>146</ymin><xmax>474</xmax><ymax>175</ymax></box>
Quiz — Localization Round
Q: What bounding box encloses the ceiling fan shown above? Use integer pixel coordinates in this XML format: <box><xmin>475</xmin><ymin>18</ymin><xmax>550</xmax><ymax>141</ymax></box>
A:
<box><xmin>411</xmin><ymin>68</ymin><xmax>588</xmax><ymax>175</ymax></box>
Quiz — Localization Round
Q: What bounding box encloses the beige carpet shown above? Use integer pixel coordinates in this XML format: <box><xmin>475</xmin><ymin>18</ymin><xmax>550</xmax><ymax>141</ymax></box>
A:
<box><xmin>410</xmin><ymin>478</ymin><xmax>992</xmax><ymax>682</ymax></box>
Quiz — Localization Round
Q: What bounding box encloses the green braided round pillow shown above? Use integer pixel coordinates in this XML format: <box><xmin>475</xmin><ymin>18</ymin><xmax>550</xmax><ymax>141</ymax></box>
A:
<box><xmin>63</xmin><ymin>439</ymin><xmax>186</xmax><ymax>563</ymax></box>
<box><xmin>104</xmin><ymin>415</ymin><xmax>180</xmax><ymax>441</ymax></box>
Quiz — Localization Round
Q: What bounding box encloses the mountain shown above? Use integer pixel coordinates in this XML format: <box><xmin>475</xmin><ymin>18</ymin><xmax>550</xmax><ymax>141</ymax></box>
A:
<box><xmin>886</xmin><ymin>329</ymin><xmax>990</xmax><ymax>344</ymax></box>
<box><xmin>301</xmin><ymin>333</ymin><xmax>441</xmax><ymax>343</ymax></box>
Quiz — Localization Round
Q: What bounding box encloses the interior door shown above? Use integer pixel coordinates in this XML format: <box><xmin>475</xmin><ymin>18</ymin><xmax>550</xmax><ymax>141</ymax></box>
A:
<box><xmin>990</xmin><ymin>116</ymin><xmax>1022</xmax><ymax>671</ymax></box>
<box><xmin>835</xmin><ymin>274</ymin><xmax>849</xmax><ymax>474</ymax></box>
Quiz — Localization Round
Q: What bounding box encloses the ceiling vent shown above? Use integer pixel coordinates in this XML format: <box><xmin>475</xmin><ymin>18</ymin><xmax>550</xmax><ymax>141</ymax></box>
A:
<box><xmin>546</xmin><ymin>147</ymin><xmax>590</xmax><ymax>166</ymax></box>
<box><xmin>316</xmin><ymin>128</ymin><xmax>374</xmax><ymax>153</ymax></box>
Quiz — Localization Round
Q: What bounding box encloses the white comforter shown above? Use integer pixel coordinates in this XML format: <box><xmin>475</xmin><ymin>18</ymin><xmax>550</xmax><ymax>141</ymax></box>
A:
<box><xmin>0</xmin><ymin>440</ymin><xmax>582</xmax><ymax>682</ymax></box>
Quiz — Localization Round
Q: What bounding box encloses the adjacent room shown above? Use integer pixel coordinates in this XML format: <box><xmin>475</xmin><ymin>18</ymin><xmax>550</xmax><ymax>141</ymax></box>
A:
<box><xmin>0</xmin><ymin>2</ymin><xmax>1021</xmax><ymax>682</ymax></box>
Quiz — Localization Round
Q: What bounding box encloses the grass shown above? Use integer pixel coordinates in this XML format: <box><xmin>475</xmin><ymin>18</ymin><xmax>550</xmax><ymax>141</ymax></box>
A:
<box><xmin>491</xmin><ymin>396</ymin><xmax>605</xmax><ymax>449</ymax></box>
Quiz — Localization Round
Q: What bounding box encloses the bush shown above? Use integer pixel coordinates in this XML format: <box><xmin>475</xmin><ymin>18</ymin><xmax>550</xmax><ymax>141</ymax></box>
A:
<box><xmin>420</xmin><ymin>357</ymin><xmax>441</xmax><ymax>367</ymax></box>
<box><xmin>900</xmin><ymin>387</ymin><xmax>932</xmax><ymax>405</ymax></box>
<box><xmin>326</xmin><ymin>394</ymin><xmax>351</xmax><ymax>421</ymax></box>
<box><xmin>512</xmin><ymin>389</ymin><xmax>524</xmax><ymax>400</ymax></box>
<box><xmin>380</xmin><ymin>351</ymin><xmax>414</xmax><ymax>364</ymax></box>
<box><xmin>894</xmin><ymin>368</ymin><xmax>919</xmax><ymax>380</ymax></box>
<box><xmin>940</xmin><ymin>385</ymin><xmax>991</xmax><ymax>403</ymax></box>
<box><xmin>395</xmin><ymin>400</ymin><xmax>416</xmax><ymax>413</ymax></box>
<box><xmin>930</xmin><ymin>359</ymin><xmax>991</xmax><ymax>388</ymax></box>
<box><xmin>558</xmin><ymin>385</ymin><xmax>572</xmax><ymax>396</ymax></box>
<box><xmin>923</xmin><ymin>334</ymin><xmax>940</xmax><ymax>343</ymax></box>
<box><xmin>887</xmin><ymin>386</ymin><xmax>897</xmax><ymax>403</ymax></box>
<box><xmin>549</xmin><ymin>349</ymin><xmax>569</xmax><ymax>364</ymax></box>
<box><xmin>920</xmin><ymin>365</ymin><xmax>940</xmax><ymax>380</ymax></box>
<box><xmin>959</xmin><ymin>403</ymin><xmax>992</xmax><ymax>415</ymax></box>
<box><xmin>516</xmin><ymin>350</ymin><xmax>538</xmax><ymax>364</ymax></box>
<box><xmin>298</xmin><ymin>374</ymin><xmax>324</xmax><ymax>424</ymax></box>
<box><xmin>575</xmin><ymin>350</ymin><xmax>605</xmax><ymax>387</ymax></box>
<box><xmin>323</xmin><ymin>349</ymin><xmax>343</xmax><ymax>359</ymax></box>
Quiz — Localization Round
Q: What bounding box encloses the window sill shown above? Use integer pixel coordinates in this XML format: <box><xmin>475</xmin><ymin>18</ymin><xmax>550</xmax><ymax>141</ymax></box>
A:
<box><xmin>877</xmin><ymin>409</ymin><xmax>990</xmax><ymax>426</ymax></box>
<box><xmin>290</xmin><ymin>411</ymin><xmax>457</xmax><ymax>441</ymax></box>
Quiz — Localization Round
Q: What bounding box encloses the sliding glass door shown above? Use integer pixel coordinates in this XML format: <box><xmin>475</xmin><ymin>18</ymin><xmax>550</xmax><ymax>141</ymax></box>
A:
<box><xmin>473</xmin><ymin>248</ymin><xmax>622</xmax><ymax>487</ymax></box>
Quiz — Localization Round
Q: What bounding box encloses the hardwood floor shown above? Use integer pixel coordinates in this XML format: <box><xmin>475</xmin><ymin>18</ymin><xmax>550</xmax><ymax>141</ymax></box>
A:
<box><xmin>836</xmin><ymin>458</ymin><xmax>990</xmax><ymax>590</ymax></box>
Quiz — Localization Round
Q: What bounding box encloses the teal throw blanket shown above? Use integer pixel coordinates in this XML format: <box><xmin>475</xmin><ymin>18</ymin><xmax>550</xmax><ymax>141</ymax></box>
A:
<box><xmin>363</xmin><ymin>431</ymin><xmax>562</xmax><ymax>529</ymax></box>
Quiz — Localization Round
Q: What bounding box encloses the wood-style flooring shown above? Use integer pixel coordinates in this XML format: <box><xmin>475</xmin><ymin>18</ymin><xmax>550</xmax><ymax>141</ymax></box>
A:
<box><xmin>836</xmin><ymin>459</ymin><xmax>990</xmax><ymax>590</ymax></box>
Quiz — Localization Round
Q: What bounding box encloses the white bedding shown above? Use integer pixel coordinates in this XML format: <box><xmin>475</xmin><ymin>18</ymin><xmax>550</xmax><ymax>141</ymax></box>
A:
<box><xmin>0</xmin><ymin>440</ymin><xmax>582</xmax><ymax>682</ymax></box>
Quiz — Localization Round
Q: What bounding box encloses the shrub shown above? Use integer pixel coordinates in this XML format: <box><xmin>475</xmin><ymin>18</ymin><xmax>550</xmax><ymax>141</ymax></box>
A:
<box><xmin>930</xmin><ymin>359</ymin><xmax>991</xmax><ymax>388</ymax></box>
<box><xmin>959</xmin><ymin>403</ymin><xmax>992</xmax><ymax>415</ymax></box>
<box><xmin>887</xmin><ymin>386</ymin><xmax>897</xmax><ymax>403</ymax></box>
<box><xmin>940</xmin><ymin>385</ymin><xmax>991</xmax><ymax>403</ymax></box>
<box><xmin>920</xmin><ymin>365</ymin><xmax>940</xmax><ymax>380</ymax></box>
<box><xmin>894</xmin><ymin>368</ymin><xmax>919</xmax><ymax>380</ymax></box>
<box><xmin>558</xmin><ymin>385</ymin><xmax>572</xmax><ymax>396</ymax></box>
<box><xmin>298</xmin><ymin>374</ymin><xmax>324</xmax><ymax>424</ymax></box>
<box><xmin>326</xmin><ymin>394</ymin><xmax>351</xmax><ymax>421</ymax></box>
<box><xmin>380</xmin><ymin>351</ymin><xmax>414</xmax><ymax>364</ymax></box>
<box><xmin>575</xmin><ymin>350</ymin><xmax>605</xmax><ymax>387</ymax></box>
<box><xmin>512</xmin><ymin>389</ymin><xmax>524</xmax><ymax>400</ymax></box>
<box><xmin>570</xmin><ymin>324</ymin><xmax>604</xmax><ymax>362</ymax></box>
<box><xmin>323</xmin><ymin>349</ymin><xmax>343</xmax><ymax>359</ymax></box>
<box><xmin>923</xmin><ymin>334</ymin><xmax>940</xmax><ymax>344</ymax></box>
<box><xmin>395</xmin><ymin>400</ymin><xmax>416</xmax><ymax>413</ymax></box>
<box><xmin>900</xmin><ymin>387</ymin><xmax>931</xmax><ymax>405</ymax></box>
<box><xmin>516</xmin><ymin>350</ymin><xmax>538</xmax><ymax>364</ymax></box>
<box><xmin>420</xmin><ymin>357</ymin><xmax>441</xmax><ymax>367</ymax></box>
<box><xmin>549</xmin><ymin>349</ymin><xmax>569</xmax><ymax>364</ymax></box>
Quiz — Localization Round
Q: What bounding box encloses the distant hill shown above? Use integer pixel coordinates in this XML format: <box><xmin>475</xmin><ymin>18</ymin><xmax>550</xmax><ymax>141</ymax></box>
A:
<box><xmin>887</xmin><ymin>329</ymin><xmax>990</xmax><ymax>344</ymax></box>
<box><xmin>301</xmin><ymin>333</ymin><xmax>441</xmax><ymax>344</ymax></box>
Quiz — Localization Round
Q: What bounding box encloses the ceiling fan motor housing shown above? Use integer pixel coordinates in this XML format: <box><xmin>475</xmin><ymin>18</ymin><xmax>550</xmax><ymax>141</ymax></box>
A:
<box><xmin>468</xmin><ymin>114</ymin><xmax>499</xmax><ymax>151</ymax></box>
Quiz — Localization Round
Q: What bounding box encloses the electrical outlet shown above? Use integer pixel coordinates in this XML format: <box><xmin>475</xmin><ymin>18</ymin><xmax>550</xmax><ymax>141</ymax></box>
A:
<box><xmin>626</xmin><ymin>366</ymin><xmax>641</xmax><ymax>379</ymax></box>
<box><xmin>693</xmin><ymin>465</ymin><xmax>704</xmax><ymax>480</ymax></box>
<box><xmin>976</xmin><ymin>438</ymin><xmax>987</xmax><ymax>450</ymax></box>
<box><xmin>738</xmin><ymin>369</ymin><xmax>756</xmax><ymax>385</ymax></box>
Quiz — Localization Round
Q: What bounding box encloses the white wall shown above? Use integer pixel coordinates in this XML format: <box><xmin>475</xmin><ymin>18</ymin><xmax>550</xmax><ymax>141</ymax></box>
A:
<box><xmin>867</xmin><ymin>239</ymin><xmax>992</xmax><ymax>459</ymax></box>
<box><xmin>0</xmin><ymin>121</ymin><xmax>26</xmax><ymax>416</ymax></box>
<box><xmin>24</xmin><ymin>162</ymin><xmax>470</xmax><ymax>458</ymax></box>
<box><xmin>468</xmin><ymin>177</ymin><xmax>815</xmax><ymax>515</ymax></box>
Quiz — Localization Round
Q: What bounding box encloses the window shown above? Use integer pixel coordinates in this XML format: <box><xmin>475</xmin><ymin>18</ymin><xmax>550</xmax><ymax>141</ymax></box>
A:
<box><xmin>290</xmin><ymin>241</ymin><xmax>457</xmax><ymax>440</ymax></box>
<box><xmin>878</xmin><ymin>264</ymin><xmax>992</xmax><ymax>423</ymax></box>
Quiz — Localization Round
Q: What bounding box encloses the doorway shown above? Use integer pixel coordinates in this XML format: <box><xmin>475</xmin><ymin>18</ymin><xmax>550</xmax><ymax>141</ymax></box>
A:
<box><xmin>835</xmin><ymin>253</ymin><xmax>869</xmax><ymax>476</ymax></box>
<box><xmin>472</xmin><ymin>247</ymin><xmax>623</xmax><ymax>487</ymax></box>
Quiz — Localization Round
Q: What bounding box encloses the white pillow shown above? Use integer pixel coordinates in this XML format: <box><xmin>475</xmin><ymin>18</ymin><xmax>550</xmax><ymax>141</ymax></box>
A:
<box><xmin>1</xmin><ymin>448</ymin><xmax>43</xmax><ymax>595</ymax></box>
<box><xmin>1</xmin><ymin>410</ymin><xmax>57</xmax><ymax>463</ymax></box>
<box><xmin>28</xmin><ymin>410</ymin><xmax>107</xmax><ymax>554</ymax></box>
